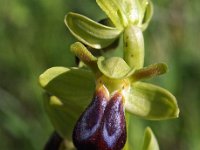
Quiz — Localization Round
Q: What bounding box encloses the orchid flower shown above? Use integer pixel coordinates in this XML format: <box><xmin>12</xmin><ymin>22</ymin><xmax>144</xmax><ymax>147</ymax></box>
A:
<box><xmin>39</xmin><ymin>42</ymin><xmax>179</xmax><ymax>150</ymax></box>
<box><xmin>39</xmin><ymin>0</ymin><xmax>179</xmax><ymax>149</ymax></box>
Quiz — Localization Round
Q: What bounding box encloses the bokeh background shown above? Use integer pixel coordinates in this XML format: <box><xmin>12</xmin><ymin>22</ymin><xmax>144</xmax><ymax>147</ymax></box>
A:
<box><xmin>0</xmin><ymin>0</ymin><xmax>199</xmax><ymax>149</ymax></box>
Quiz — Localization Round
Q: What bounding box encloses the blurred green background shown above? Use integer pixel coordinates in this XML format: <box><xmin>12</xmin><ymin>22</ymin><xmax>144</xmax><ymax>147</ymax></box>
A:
<box><xmin>0</xmin><ymin>0</ymin><xmax>199</xmax><ymax>149</ymax></box>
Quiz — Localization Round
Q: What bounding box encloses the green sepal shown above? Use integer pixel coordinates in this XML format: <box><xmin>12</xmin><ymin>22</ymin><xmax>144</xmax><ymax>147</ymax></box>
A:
<box><xmin>97</xmin><ymin>56</ymin><xmax>133</xmax><ymax>79</ymax></box>
<box><xmin>39</xmin><ymin>67</ymin><xmax>95</xmax><ymax>106</ymax></box>
<box><xmin>65</xmin><ymin>12</ymin><xmax>121</xmax><ymax>49</ymax></box>
<box><xmin>130</xmin><ymin>63</ymin><xmax>168</xmax><ymax>82</ymax></box>
<box><xmin>43</xmin><ymin>95</ymin><xmax>83</xmax><ymax>139</ymax></box>
<box><xmin>125</xmin><ymin>82</ymin><xmax>179</xmax><ymax>120</ymax></box>
<box><xmin>142</xmin><ymin>127</ymin><xmax>159</xmax><ymax>150</ymax></box>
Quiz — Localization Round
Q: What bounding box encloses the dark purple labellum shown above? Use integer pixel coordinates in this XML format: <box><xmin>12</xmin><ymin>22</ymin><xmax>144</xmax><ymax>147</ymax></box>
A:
<box><xmin>99</xmin><ymin>92</ymin><xmax>126</xmax><ymax>150</ymax></box>
<box><xmin>73</xmin><ymin>86</ymin><xmax>109</xmax><ymax>150</ymax></box>
<box><xmin>73</xmin><ymin>87</ymin><xmax>127</xmax><ymax>150</ymax></box>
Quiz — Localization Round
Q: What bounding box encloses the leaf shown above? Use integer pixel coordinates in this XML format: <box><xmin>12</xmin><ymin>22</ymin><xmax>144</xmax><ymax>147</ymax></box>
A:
<box><xmin>142</xmin><ymin>127</ymin><xmax>159</xmax><ymax>150</ymax></box>
<box><xmin>125</xmin><ymin>82</ymin><xmax>179</xmax><ymax>120</ymax></box>
<box><xmin>97</xmin><ymin>56</ymin><xmax>132</xmax><ymax>79</ymax></box>
<box><xmin>39</xmin><ymin>67</ymin><xmax>95</xmax><ymax>107</ymax></box>
<box><xmin>65</xmin><ymin>12</ymin><xmax>121</xmax><ymax>49</ymax></box>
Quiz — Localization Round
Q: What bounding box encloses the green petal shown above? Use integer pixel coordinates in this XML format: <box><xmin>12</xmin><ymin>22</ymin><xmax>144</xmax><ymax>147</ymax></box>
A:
<box><xmin>39</xmin><ymin>67</ymin><xmax>95</xmax><ymax>106</ymax></box>
<box><xmin>125</xmin><ymin>82</ymin><xmax>179</xmax><ymax>120</ymax></box>
<box><xmin>130</xmin><ymin>63</ymin><xmax>168</xmax><ymax>81</ymax></box>
<box><xmin>44</xmin><ymin>95</ymin><xmax>83</xmax><ymax>139</ymax></box>
<box><xmin>97</xmin><ymin>56</ymin><xmax>132</xmax><ymax>79</ymax></box>
<box><xmin>65</xmin><ymin>12</ymin><xmax>121</xmax><ymax>49</ymax></box>
<box><xmin>142</xmin><ymin>127</ymin><xmax>159</xmax><ymax>150</ymax></box>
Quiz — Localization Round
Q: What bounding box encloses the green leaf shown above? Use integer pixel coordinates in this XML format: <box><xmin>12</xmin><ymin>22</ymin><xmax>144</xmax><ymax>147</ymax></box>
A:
<box><xmin>39</xmin><ymin>67</ymin><xmax>95</xmax><ymax>107</ymax></box>
<box><xmin>97</xmin><ymin>56</ymin><xmax>132</xmax><ymax>79</ymax></box>
<box><xmin>125</xmin><ymin>82</ymin><xmax>179</xmax><ymax>120</ymax></box>
<box><xmin>65</xmin><ymin>12</ymin><xmax>121</xmax><ymax>49</ymax></box>
<box><xmin>130</xmin><ymin>63</ymin><xmax>168</xmax><ymax>81</ymax></box>
<box><xmin>142</xmin><ymin>127</ymin><xmax>159</xmax><ymax>150</ymax></box>
<box><xmin>44</xmin><ymin>95</ymin><xmax>83</xmax><ymax>139</ymax></box>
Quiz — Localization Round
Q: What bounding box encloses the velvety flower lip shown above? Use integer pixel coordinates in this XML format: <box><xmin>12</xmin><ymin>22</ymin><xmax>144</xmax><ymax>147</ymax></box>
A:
<box><xmin>72</xmin><ymin>85</ymin><xmax>127</xmax><ymax>150</ymax></box>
